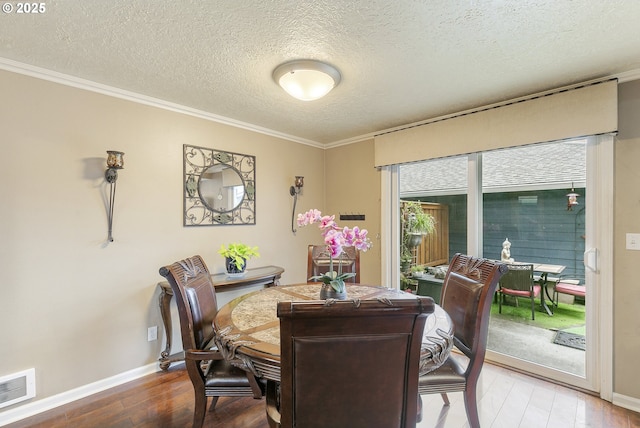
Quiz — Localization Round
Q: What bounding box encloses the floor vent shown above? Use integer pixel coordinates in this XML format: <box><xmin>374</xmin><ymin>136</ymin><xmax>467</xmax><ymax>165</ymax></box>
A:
<box><xmin>0</xmin><ymin>368</ymin><xmax>35</xmax><ymax>409</ymax></box>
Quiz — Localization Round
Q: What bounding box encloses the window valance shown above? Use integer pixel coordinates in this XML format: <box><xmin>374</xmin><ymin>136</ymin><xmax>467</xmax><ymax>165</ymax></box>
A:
<box><xmin>374</xmin><ymin>79</ymin><xmax>618</xmax><ymax>167</ymax></box>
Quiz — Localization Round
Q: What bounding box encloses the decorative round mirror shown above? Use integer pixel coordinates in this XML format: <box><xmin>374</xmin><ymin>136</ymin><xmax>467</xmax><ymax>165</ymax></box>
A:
<box><xmin>183</xmin><ymin>145</ymin><xmax>256</xmax><ymax>226</ymax></box>
<box><xmin>198</xmin><ymin>164</ymin><xmax>246</xmax><ymax>213</ymax></box>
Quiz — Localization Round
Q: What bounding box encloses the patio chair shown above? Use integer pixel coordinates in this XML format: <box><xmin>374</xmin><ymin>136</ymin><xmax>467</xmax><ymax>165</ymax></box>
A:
<box><xmin>552</xmin><ymin>279</ymin><xmax>585</xmax><ymax>313</ymax></box>
<box><xmin>417</xmin><ymin>253</ymin><xmax>508</xmax><ymax>428</ymax></box>
<box><xmin>498</xmin><ymin>263</ymin><xmax>540</xmax><ymax>320</ymax></box>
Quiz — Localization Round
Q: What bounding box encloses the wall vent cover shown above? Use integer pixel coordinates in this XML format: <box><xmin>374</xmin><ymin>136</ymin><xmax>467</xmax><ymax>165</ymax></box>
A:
<box><xmin>0</xmin><ymin>368</ymin><xmax>35</xmax><ymax>409</ymax></box>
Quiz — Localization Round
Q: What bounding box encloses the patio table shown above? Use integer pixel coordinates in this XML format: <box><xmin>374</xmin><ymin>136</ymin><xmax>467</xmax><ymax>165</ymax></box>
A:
<box><xmin>532</xmin><ymin>263</ymin><xmax>566</xmax><ymax>316</ymax></box>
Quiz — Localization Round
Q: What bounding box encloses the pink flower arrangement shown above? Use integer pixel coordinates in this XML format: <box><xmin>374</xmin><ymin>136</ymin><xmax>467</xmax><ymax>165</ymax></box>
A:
<box><xmin>297</xmin><ymin>209</ymin><xmax>372</xmax><ymax>291</ymax></box>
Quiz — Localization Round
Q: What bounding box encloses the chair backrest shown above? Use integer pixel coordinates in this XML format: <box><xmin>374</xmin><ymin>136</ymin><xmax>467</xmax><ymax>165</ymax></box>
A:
<box><xmin>439</xmin><ymin>254</ymin><xmax>507</xmax><ymax>368</ymax></box>
<box><xmin>307</xmin><ymin>244</ymin><xmax>360</xmax><ymax>283</ymax></box>
<box><xmin>159</xmin><ymin>255</ymin><xmax>217</xmax><ymax>351</ymax></box>
<box><xmin>277</xmin><ymin>297</ymin><xmax>434</xmax><ymax>428</ymax></box>
<box><xmin>499</xmin><ymin>263</ymin><xmax>534</xmax><ymax>292</ymax></box>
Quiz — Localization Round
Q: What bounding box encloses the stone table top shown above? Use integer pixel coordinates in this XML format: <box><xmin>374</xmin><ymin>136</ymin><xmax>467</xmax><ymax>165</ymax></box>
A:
<box><xmin>214</xmin><ymin>283</ymin><xmax>454</xmax><ymax>381</ymax></box>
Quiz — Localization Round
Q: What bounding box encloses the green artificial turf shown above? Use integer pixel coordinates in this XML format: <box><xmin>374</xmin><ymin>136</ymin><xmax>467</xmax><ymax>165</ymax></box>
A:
<box><xmin>490</xmin><ymin>296</ymin><xmax>586</xmax><ymax>331</ymax></box>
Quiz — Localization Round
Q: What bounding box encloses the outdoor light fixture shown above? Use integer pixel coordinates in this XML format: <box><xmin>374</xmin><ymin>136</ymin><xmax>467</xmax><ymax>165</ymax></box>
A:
<box><xmin>290</xmin><ymin>176</ymin><xmax>304</xmax><ymax>233</ymax></box>
<box><xmin>273</xmin><ymin>60</ymin><xmax>341</xmax><ymax>101</ymax></box>
<box><xmin>566</xmin><ymin>183</ymin><xmax>579</xmax><ymax>211</ymax></box>
<box><xmin>105</xmin><ymin>151</ymin><xmax>124</xmax><ymax>241</ymax></box>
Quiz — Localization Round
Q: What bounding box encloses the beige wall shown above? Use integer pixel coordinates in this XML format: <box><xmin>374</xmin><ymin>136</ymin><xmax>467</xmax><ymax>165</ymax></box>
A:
<box><xmin>324</xmin><ymin>140</ymin><xmax>381</xmax><ymax>285</ymax></box>
<box><xmin>291</xmin><ymin>139</ymin><xmax>382</xmax><ymax>285</ymax></box>
<box><xmin>614</xmin><ymin>80</ymin><xmax>640</xmax><ymax>399</ymax></box>
<box><xmin>0</xmin><ymin>69</ymin><xmax>325</xmax><ymax>407</ymax></box>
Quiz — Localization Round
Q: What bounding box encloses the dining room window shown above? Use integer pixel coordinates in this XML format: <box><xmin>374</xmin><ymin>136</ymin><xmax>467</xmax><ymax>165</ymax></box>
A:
<box><xmin>399</xmin><ymin>138</ymin><xmax>589</xmax><ymax>383</ymax></box>
<box><xmin>481</xmin><ymin>140</ymin><xmax>586</xmax><ymax>281</ymax></box>
<box><xmin>480</xmin><ymin>140</ymin><xmax>587</xmax><ymax>378</ymax></box>
<box><xmin>400</xmin><ymin>140</ymin><xmax>586</xmax><ymax>274</ymax></box>
<box><xmin>399</xmin><ymin>154</ymin><xmax>468</xmax><ymax>260</ymax></box>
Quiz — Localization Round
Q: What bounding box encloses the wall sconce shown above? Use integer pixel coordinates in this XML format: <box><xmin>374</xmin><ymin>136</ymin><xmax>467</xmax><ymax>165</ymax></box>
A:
<box><xmin>105</xmin><ymin>151</ymin><xmax>124</xmax><ymax>241</ymax></box>
<box><xmin>290</xmin><ymin>176</ymin><xmax>304</xmax><ymax>233</ymax></box>
<box><xmin>566</xmin><ymin>183</ymin><xmax>579</xmax><ymax>211</ymax></box>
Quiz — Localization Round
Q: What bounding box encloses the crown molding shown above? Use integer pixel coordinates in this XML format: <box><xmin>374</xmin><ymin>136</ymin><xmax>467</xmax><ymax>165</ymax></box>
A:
<box><xmin>0</xmin><ymin>57</ymin><xmax>324</xmax><ymax>149</ymax></box>
<box><xmin>614</xmin><ymin>68</ymin><xmax>640</xmax><ymax>83</ymax></box>
<box><xmin>324</xmin><ymin>132</ymin><xmax>377</xmax><ymax>149</ymax></box>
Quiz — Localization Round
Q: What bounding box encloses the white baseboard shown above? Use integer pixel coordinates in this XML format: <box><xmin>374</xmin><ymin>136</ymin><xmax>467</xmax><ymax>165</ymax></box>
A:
<box><xmin>0</xmin><ymin>362</ymin><xmax>179</xmax><ymax>426</ymax></box>
<box><xmin>612</xmin><ymin>392</ymin><xmax>640</xmax><ymax>414</ymax></box>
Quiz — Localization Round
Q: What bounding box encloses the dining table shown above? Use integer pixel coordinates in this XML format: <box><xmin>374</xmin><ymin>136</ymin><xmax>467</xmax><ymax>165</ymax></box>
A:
<box><xmin>213</xmin><ymin>283</ymin><xmax>454</xmax><ymax>382</ymax></box>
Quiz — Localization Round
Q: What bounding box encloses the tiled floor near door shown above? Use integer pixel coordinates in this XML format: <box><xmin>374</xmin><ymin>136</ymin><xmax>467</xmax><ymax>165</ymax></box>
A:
<box><xmin>419</xmin><ymin>362</ymin><xmax>637</xmax><ymax>428</ymax></box>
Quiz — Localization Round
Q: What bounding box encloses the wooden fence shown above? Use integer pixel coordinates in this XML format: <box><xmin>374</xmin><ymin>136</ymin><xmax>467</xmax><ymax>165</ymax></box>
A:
<box><xmin>412</xmin><ymin>202</ymin><xmax>449</xmax><ymax>267</ymax></box>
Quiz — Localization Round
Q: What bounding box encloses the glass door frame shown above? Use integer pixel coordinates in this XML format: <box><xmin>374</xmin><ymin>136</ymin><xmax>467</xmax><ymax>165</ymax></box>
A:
<box><xmin>380</xmin><ymin>135</ymin><xmax>613</xmax><ymax>398</ymax></box>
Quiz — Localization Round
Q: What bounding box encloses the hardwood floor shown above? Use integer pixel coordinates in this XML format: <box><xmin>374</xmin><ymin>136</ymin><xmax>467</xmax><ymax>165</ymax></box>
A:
<box><xmin>5</xmin><ymin>363</ymin><xmax>640</xmax><ymax>428</ymax></box>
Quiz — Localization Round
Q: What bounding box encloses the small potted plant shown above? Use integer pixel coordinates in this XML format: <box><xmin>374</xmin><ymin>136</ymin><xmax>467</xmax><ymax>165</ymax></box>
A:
<box><xmin>218</xmin><ymin>243</ymin><xmax>260</xmax><ymax>275</ymax></box>
<box><xmin>411</xmin><ymin>264</ymin><xmax>426</xmax><ymax>278</ymax></box>
<box><xmin>297</xmin><ymin>209</ymin><xmax>372</xmax><ymax>299</ymax></box>
<box><xmin>400</xmin><ymin>272</ymin><xmax>418</xmax><ymax>293</ymax></box>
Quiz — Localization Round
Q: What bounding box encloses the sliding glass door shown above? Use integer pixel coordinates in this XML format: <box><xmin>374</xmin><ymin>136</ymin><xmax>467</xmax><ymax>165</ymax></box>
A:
<box><xmin>480</xmin><ymin>141</ymin><xmax>587</xmax><ymax>381</ymax></box>
<box><xmin>395</xmin><ymin>137</ymin><xmax>609</xmax><ymax>392</ymax></box>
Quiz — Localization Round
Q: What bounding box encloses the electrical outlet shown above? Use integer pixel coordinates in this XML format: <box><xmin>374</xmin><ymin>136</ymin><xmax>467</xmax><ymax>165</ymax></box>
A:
<box><xmin>148</xmin><ymin>326</ymin><xmax>158</xmax><ymax>342</ymax></box>
<box><xmin>626</xmin><ymin>233</ymin><xmax>640</xmax><ymax>250</ymax></box>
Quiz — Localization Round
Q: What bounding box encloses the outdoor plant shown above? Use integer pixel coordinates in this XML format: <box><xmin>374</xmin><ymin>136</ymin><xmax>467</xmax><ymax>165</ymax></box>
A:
<box><xmin>400</xmin><ymin>251</ymin><xmax>413</xmax><ymax>272</ymax></box>
<box><xmin>400</xmin><ymin>201</ymin><xmax>436</xmax><ymax>273</ymax></box>
<box><xmin>218</xmin><ymin>242</ymin><xmax>260</xmax><ymax>271</ymax></box>
<box><xmin>297</xmin><ymin>209</ymin><xmax>372</xmax><ymax>293</ymax></box>
<box><xmin>400</xmin><ymin>272</ymin><xmax>417</xmax><ymax>293</ymax></box>
<box><xmin>402</xmin><ymin>201</ymin><xmax>436</xmax><ymax>235</ymax></box>
<box><xmin>411</xmin><ymin>264</ymin><xmax>426</xmax><ymax>276</ymax></box>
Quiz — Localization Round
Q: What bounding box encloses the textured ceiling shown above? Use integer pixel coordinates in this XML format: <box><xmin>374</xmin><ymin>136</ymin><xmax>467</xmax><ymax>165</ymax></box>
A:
<box><xmin>1</xmin><ymin>1</ymin><xmax>640</xmax><ymax>145</ymax></box>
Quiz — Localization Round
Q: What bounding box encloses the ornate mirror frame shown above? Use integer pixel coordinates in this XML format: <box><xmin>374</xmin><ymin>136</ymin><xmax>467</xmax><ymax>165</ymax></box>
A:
<box><xmin>183</xmin><ymin>144</ymin><xmax>256</xmax><ymax>226</ymax></box>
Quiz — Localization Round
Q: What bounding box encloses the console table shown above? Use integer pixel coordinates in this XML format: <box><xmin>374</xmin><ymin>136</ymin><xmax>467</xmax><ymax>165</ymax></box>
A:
<box><xmin>157</xmin><ymin>265</ymin><xmax>284</xmax><ymax>370</ymax></box>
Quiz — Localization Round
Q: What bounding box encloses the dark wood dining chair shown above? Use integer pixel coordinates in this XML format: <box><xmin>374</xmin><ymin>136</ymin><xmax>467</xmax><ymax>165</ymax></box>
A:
<box><xmin>159</xmin><ymin>255</ymin><xmax>264</xmax><ymax>428</ymax></box>
<box><xmin>307</xmin><ymin>244</ymin><xmax>360</xmax><ymax>283</ymax></box>
<box><xmin>266</xmin><ymin>296</ymin><xmax>435</xmax><ymax>428</ymax></box>
<box><xmin>498</xmin><ymin>263</ymin><xmax>540</xmax><ymax>320</ymax></box>
<box><xmin>417</xmin><ymin>253</ymin><xmax>507</xmax><ymax>428</ymax></box>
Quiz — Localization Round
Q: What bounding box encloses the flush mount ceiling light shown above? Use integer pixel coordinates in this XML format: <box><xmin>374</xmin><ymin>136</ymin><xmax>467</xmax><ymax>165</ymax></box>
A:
<box><xmin>273</xmin><ymin>60</ymin><xmax>341</xmax><ymax>101</ymax></box>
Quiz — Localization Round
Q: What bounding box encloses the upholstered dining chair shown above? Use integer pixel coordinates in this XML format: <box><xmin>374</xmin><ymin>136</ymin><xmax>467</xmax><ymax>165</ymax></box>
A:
<box><xmin>307</xmin><ymin>244</ymin><xmax>360</xmax><ymax>283</ymax></box>
<box><xmin>159</xmin><ymin>255</ymin><xmax>263</xmax><ymax>428</ymax></box>
<box><xmin>266</xmin><ymin>296</ymin><xmax>435</xmax><ymax>428</ymax></box>
<box><xmin>417</xmin><ymin>253</ymin><xmax>507</xmax><ymax>428</ymax></box>
<box><xmin>498</xmin><ymin>263</ymin><xmax>540</xmax><ymax>320</ymax></box>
